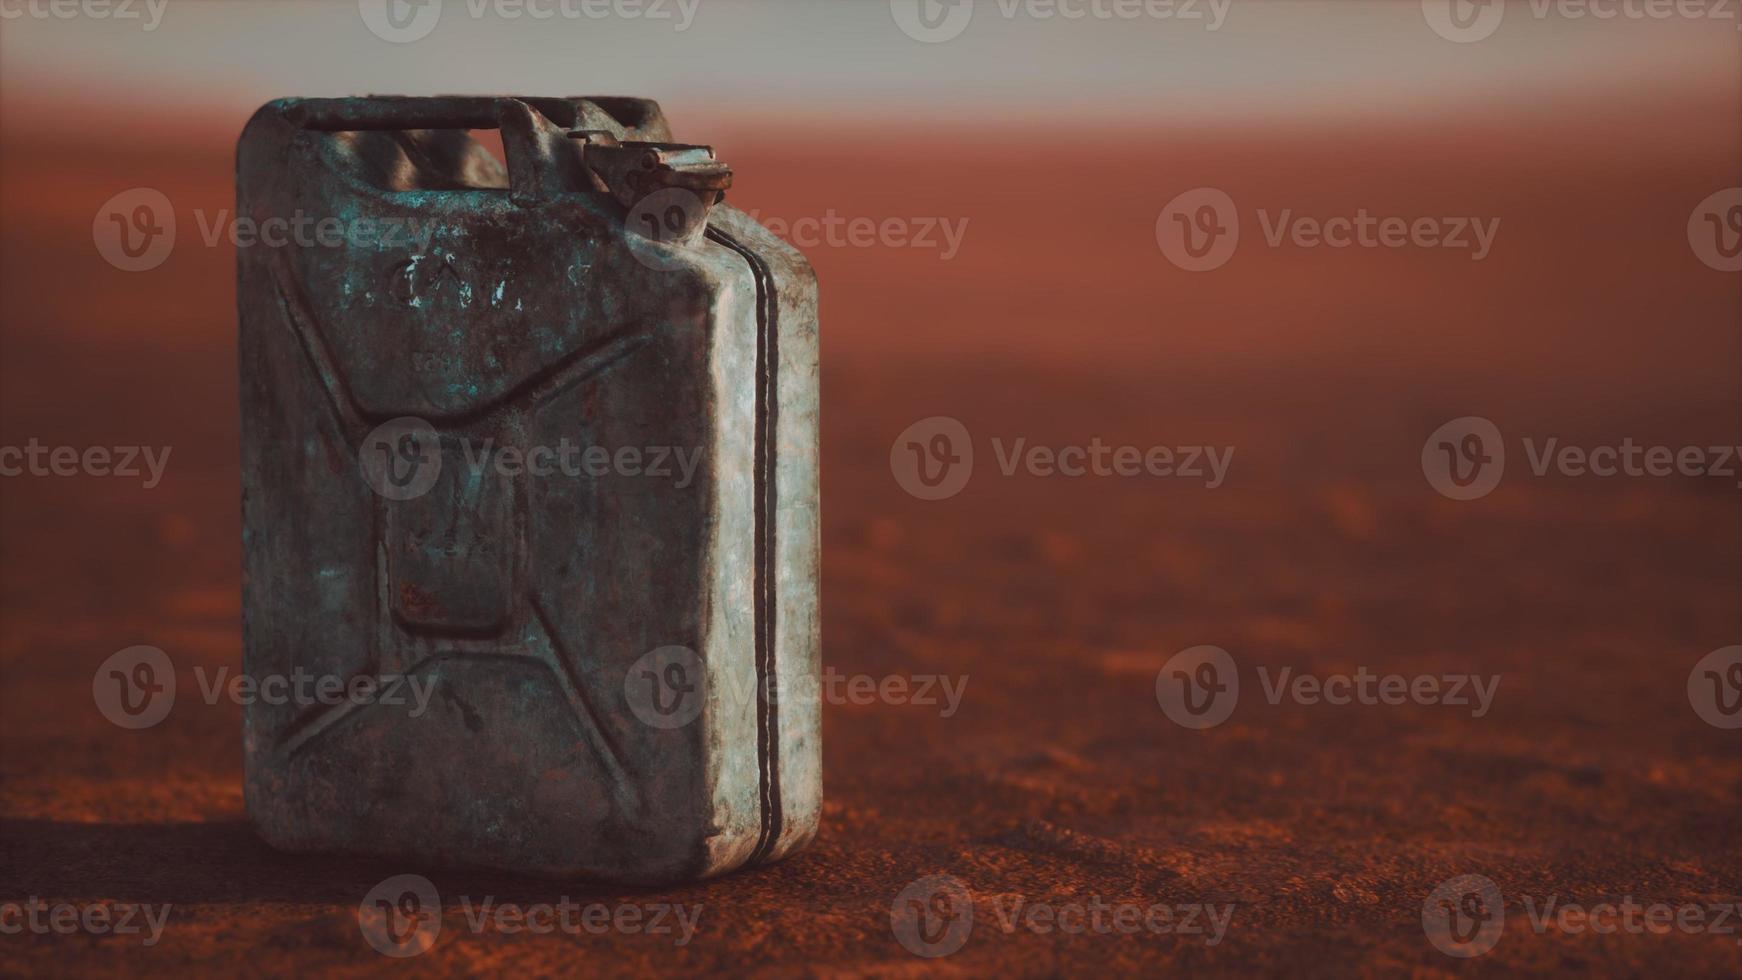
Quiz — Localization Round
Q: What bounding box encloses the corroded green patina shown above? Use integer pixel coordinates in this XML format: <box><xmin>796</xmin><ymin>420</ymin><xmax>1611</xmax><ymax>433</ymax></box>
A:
<box><xmin>238</xmin><ymin>96</ymin><xmax>820</xmax><ymax>884</ymax></box>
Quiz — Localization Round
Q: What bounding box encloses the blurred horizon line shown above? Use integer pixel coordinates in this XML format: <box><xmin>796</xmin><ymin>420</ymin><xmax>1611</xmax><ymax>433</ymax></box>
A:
<box><xmin>2</xmin><ymin>0</ymin><xmax>1736</xmax><ymax>142</ymax></box>
<box><xmin>4</xmin><ymin>78</ymin><xmax>1736</xmax><ymax>149</ymax></box>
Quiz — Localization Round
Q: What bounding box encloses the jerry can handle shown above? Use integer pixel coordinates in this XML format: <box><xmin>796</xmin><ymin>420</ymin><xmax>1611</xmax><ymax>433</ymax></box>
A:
<box><xmin>284</xmin><ymin>96</ymin><xmax>582</xmax><ymax>203</ymax></box>
<box><xmin>284</xmin><ymin>96</ymin><xmax>580</xmax><ymax>132</ymax></box>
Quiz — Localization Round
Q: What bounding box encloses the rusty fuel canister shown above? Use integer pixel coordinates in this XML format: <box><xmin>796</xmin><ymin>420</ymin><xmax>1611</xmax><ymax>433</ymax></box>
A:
<box><xmin>236</xmin><ymin>96</ymin><xmax>819</xmax><ymax>884</ymax></box>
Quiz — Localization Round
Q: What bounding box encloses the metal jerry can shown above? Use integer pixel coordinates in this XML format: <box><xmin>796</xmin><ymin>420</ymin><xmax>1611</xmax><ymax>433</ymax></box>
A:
<box><xmin>236</xmin><ymin>96</ymin><xmax>819</xmax><ymax>884</ymax></box>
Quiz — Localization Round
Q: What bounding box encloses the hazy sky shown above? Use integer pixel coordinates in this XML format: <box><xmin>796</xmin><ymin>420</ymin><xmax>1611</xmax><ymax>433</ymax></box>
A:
<box><xmin>1</xmin><ymin>0</ymin><xmax>1735</xmax><ymax>125</ymax></box>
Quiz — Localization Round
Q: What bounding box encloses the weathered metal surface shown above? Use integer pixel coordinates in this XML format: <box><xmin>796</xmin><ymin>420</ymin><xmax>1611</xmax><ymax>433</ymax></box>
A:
<box><xmin>237</xmin><ymin>96</ymin><xmax>819</xmax><ymax>884</ymax></box>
